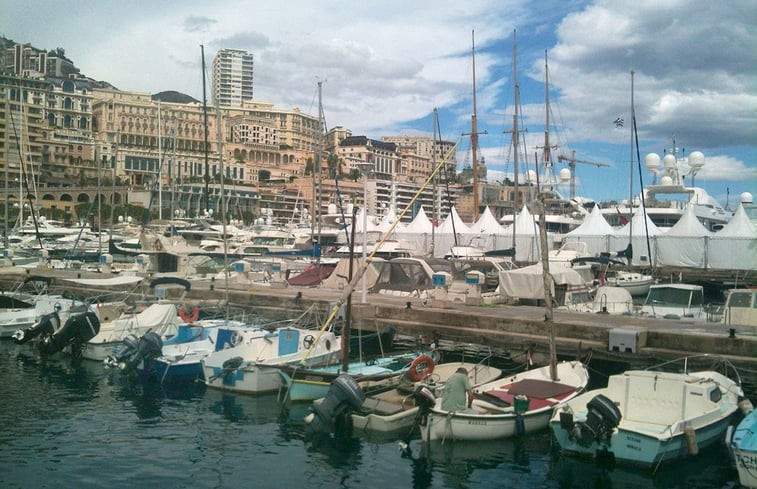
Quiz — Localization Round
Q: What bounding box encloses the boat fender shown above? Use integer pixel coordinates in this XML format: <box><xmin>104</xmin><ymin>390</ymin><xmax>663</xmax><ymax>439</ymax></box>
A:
<box><xmin>407</xmin><ymin>354</ymin><xmax>435</xmax><ymax>382</ymax></box>
<box><xmin>178</xmin><ymin>306</ymin><xmax>199</xmax><ymax>323</ymax></box>
<box><xmin>684</xmin><ymin>422</ymin><xmax>699</xmax><ymax>455</ymax></box>
<box><xmin>738</xmin><ymin>397</ymin><xmax>754</xmax><ymax>416</ymax></box>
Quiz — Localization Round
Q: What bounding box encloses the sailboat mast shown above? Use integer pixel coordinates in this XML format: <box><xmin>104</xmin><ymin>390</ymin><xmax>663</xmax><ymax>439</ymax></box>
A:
<box><xmin>544</xmin><ymin>50</ymin><xmax>551</xmax><ymax>193</ymax></box>
<box><xmin>158</xmin><ymin>102</ymin><xmax>162</xmax><ymax>220</ymax></box>
<box><xmin>629</xmin><ymin>70</ymin><xmax>635</xmax><ymax>245</ymax></box>
<box><xmin>471</xmin><ymin>30</ymin><xmax>480</xmax><ymax>222</ymax></box>
<box><xmin>3</xmin><ymin>89</ymin><xmax>8</xmax><ymax>248</ymax></box>
<box><xmin>201</xmin><ymin>45</ymin><xmax>210</xmax><ymax>215</ymax></box>
<box><xmin>512</xmin><ymin>30</ymin><xmax>520</xmax><ymax>213</ymax></box>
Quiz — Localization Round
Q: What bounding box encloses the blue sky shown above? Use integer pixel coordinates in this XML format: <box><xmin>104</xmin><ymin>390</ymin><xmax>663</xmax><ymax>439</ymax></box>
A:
<box><xmin>4</xmin><ymin>0</ymin><xmax>755</xmax><ymax>206</ymax></box>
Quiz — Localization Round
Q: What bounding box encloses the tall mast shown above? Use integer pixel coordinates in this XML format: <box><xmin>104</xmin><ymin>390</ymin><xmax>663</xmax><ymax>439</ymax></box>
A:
<box><xmin>543</xmin><ymin>50</ymin><xmax>551</xmax><ymax>191</ymax></box>
<box><xmin>201</xmin><ymin>45</ymin><xmax>210</xmax><ymax>215</ymax></box>
<box><xmin>3</xmin><ymin>89</ymin><xmax>8</xmax><ymax>248</ymax></box>
<box><xmin>629</xmin><ymin>70</ymin><xmax>635</xmax><ymax>245</ymax></box>
<box><xmin>512</xmin><ymin>29</ymin><xmax>520</xmax><ymax>214</ymax></box>
<box><xmin>157</xmin><ymin>102</ymin><xmax>162</xmax><ymax>220</ymax></box>
<box><xmin>471</xmin><ymin>30</ymin><xmax>480</xmax><ymax>222</ymax></box>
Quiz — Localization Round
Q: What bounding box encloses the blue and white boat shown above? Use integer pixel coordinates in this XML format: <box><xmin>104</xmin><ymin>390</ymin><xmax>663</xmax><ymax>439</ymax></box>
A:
<box><xmin>550</xmin><ymin>359</ymin><xmax>743</xmax><ymax>468</ymax></box>
<box><xmin>729</xmin><ymin>403</ymin><xmax>757</xmax><ymax>488</ymax></box>
<box><xmin>276</xmin><ymin>352</ymin><xmax>434</xmax><ymax>402</ymax></box>
<box><xmin>201</xmin><ymin>326</ymin><xmax>341</xmax><ymax>395</ymax></box>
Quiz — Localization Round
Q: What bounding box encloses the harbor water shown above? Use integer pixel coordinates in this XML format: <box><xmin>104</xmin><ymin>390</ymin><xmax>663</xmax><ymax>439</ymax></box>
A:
<box><xmin>0</xmin><ymin>340</ymin><xmax>745</xmax><ymax>489</ymax></box>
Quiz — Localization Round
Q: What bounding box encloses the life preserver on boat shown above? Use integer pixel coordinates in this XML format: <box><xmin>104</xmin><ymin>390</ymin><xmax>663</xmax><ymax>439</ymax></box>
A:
<box><xmin>178</xmin><ymin>306</ymin><xmax>199</xmax><ymax>323</ymax></box>
<box><xmin>407</xmin><ymin>354</ymin><xmax>435</xmax><ymax>382</ymax></box>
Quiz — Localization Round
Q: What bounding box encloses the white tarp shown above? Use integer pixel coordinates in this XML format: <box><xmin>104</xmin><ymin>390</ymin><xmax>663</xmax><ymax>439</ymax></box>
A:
<box><xmin>319</xmin><ymin>257</ymin><xmax>383</xmax><ymax>291</ymax></box>
<box><xmin>498</xmin><ymin>262</ymin><xmax>586</xmax><ymax>301</ymax></box>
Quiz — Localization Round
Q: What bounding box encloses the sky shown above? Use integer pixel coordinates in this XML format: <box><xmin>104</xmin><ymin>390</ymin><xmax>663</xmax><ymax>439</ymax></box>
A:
<box><xmin>3</xmin><ymin>0</ymin><xmax>756</xmax><ymax>206</ymax></box>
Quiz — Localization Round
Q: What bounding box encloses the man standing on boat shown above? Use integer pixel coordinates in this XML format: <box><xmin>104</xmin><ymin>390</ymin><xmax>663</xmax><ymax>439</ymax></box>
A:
<box><xmin>442</xmin><ymin>367</ymin><xmax>474</xmax><ymax>412</ymax></box>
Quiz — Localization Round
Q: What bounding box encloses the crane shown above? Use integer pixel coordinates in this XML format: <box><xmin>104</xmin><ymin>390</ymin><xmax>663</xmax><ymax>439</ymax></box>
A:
<box><xmin>557</xmin><ymin>151</ymin><xmax>610</xmax><ymax>199</ymax></box>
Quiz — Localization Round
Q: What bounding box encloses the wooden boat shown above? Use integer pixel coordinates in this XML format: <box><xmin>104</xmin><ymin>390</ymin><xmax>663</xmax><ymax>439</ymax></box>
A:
<box><xmin>277</xmin><ymin>351</ymin><xmax>431</xmax><ymax>402</ymax></box>
<box><xmin>729</xmin><ymin>403</ymin><xmax>757</xmax><ymax>488</ymax></box>
<box><xmin>418</xmin><ymin>360</ymin><xmax>589</xmax><ymax>442</ymax></box>
<box><xmin>351</xmin><ymin>360</ymin><xmax>502</xmax><ymax>434</ymax></box>
<box><xmin>550</xmin><ymin>358</ymin><xmax>743</xmax><ymax>468</ymax></box>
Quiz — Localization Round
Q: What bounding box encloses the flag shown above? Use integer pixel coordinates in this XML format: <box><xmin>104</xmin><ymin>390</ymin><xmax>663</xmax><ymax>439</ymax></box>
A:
<box><xmin>613</xmin><ymin>117</ymin><xmax>624</xmax><ymax>127</ymax></box>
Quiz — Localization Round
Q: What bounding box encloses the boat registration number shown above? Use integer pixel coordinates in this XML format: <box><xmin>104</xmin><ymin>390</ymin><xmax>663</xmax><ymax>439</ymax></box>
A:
<box><xmin>467</xmin><ymin>420</ymin><xmax>487</xmax><ymax>426</ymax></box>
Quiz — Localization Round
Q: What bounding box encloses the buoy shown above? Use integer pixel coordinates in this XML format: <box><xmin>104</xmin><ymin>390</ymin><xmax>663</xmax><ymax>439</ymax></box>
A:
<box><xmin>684</xmin><ymin>422</ymin><xmax>699</xmax><ymax>455</ymax></box>
<box><xmin>407</xmin><ymin>354</ymin><xmax>435</xmax><ymax>382</ymax></box>
<box><xmin>738</xmin><ymin>398</ymin><xmax>754</xmax><ymax>416</ymax></box>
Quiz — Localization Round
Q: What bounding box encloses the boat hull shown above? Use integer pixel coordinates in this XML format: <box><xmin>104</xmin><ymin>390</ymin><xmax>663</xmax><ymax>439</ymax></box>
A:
<box><xmin>730</xmin><ymin>409</ymin><xmax>757</xmax><ymax>489</ymax></box>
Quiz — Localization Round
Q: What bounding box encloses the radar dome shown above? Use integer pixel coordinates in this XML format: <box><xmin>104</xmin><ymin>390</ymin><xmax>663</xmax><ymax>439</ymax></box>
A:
<box><xmin>526</xmin><ymin>170</ymin><xmax>537</xmax><ymax>183</ymax></box>
<box><xmin>663</xmin><ymin>154</ymin><xmax>677</xmax><ymax>169</ymax></box>
<box><xmin>645</xmin><ymin>153</ymin><xmax>661</xmax><ymax>171</ymax></box>
<box><xmin>660</xmin><ymin>175</ymin><xmax>674</xmax><ymax>186</ymax></box>
<box><xmin>741</xmin><ymin>192</ymin><xmax>753</xmax><ymax>204</ymax></box>
<box><xmin>559</xmin><ymin>168</ymin><xmax>571</xmax><ymax>181</ymax></box>
<box><xmin>688</xmin><ymin>151</ymin><xmax>705</xmax><ymax>169</ymax></box>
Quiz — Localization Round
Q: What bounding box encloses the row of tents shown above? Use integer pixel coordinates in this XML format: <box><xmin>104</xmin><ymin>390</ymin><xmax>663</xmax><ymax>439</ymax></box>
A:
<box><xmin>347</xmin><ymin>203</ymin><xmax>756</xmax><ymax>271</ymax></box>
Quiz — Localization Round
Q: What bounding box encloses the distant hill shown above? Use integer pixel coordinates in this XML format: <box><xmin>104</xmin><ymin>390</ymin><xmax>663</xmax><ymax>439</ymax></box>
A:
<box><xmin>152</xmin><ymin>91</ymin><xmax>199</xmax><ymax>104</ymax></box>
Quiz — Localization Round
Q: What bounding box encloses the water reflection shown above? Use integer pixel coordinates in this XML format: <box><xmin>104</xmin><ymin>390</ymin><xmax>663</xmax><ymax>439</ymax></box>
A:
<box><xmin>549</xmin><ymin>443</ymin><xmax>738</xmax><ymax>489</ymax></box>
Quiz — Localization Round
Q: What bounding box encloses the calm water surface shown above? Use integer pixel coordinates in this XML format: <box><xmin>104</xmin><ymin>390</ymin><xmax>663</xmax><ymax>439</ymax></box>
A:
<box><xmin>0</xmin><ymin>341</ymin><xmax>743</xmax><ymax>489</ymax></box>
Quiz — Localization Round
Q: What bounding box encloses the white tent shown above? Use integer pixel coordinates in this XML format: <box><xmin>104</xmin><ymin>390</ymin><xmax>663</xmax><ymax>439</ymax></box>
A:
<box><xmin>437</xmin><ymin>206</ymin><xmax>471</xmax><ymax>234</ymax></box>
<box><xmin>469</xmin><ymin>207</ymin><xmax>507</xmax><ymax>235</ymax></box>
<box><xmin>434</xmin><ymin>206</ymin><xmax>474</xmax><ymax>258</ymax></box>
<box><xmin>352</xmin><ymin>207</ymin><xmax>381</xmax><ymax>233</ymax></box>
<box><xmin>656</xmin><ymin>204</ymin><xmax>711</xmax><ymax>268</ymax></box>
<box><xmin>396</xmin><ymin>206</ymin><xmax>434</xmax><ymax>255</ymax></box>
<box><xmin>510</xmin><ymin>205</ymin><xmax>542</xmax><ymax>263</ymax></box>
<box><xmin>612</xmin><ymin>210</ymin><xmax>663</xmax><ymax>266</ymax></box>
<box><xmin>376</xmin><ymin>207</ymin><xmax>404</xmax><ymax>233</ymax></box>
<box><xmin>709</xmin><ymin>204</ymin><xmax>757</xmax><ymax>270</ymax></box>
<box><xmin>563</xmin><ymin>205</ymin><xmax>615</xmax><ymax>256</ymax></box>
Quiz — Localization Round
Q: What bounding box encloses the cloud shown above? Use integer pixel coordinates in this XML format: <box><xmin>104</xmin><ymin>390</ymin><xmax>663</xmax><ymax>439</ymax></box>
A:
<box><xmin>184</xmin><ymin>15</ymin><xmax>217</xmax><ymax>33</ymax></box>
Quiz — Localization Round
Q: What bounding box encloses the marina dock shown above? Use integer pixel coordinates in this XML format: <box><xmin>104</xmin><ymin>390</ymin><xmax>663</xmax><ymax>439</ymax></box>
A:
<box><xmin>2</xmin><ymin>267</ymin><xmax>754</xmax><ymax>368</ymax></box>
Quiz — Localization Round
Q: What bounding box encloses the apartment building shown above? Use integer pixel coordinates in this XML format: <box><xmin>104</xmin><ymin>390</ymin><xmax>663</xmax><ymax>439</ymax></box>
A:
<box><xmin>212</xmin><ymin>49</ymin><xmax>254</xmax><ymax>107</ymax></box>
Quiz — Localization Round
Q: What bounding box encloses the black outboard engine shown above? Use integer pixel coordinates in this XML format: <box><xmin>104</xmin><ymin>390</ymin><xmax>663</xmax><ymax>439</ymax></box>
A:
<box><xmin>37</xmin><ymin>311</ymin><xmax>101</xmax><ymax>357</ymax></box>
<box><xmin>569</xmin><ymin>394</ymin><xmax>622</xmax><ymax>447</ymax></box>
<box><xmin>12</xmin><ymin>311</ymin><xmax>61</xmax><ymax>345</ymax></box>
<box><xmin>104</xmin><ymin>334</ymin><xmax>141</xmax><ymax>369</ymax></box>
<box><xmin>120</xmin><ymin>332</ymin><xmax>164</xmax><ymax>372</ymax></box>
<box><xmin>304</xmin><ymin>374</ymin><xmax>366</xmax><ymax>435</ymax></box>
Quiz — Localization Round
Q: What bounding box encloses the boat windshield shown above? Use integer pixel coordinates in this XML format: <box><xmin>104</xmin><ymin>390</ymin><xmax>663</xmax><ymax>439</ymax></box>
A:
<box><xmin>645</xmin><ymin>287</ymin><xmax>702</xmax><ymax>307</ymax></box>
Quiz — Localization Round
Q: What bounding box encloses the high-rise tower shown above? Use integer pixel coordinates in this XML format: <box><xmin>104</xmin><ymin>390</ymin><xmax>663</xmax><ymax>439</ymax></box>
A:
<box><xmin>211</xmin><ymin>49</ymin><xmax>254</xmax><ymax>107</ymax></box>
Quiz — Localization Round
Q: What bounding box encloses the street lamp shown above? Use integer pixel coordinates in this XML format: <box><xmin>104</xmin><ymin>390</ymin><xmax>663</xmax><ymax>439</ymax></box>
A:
<box><xmin>355</xmin><ymin>162</ymin><xmax>374</xmax><ymax>304</ymax></box>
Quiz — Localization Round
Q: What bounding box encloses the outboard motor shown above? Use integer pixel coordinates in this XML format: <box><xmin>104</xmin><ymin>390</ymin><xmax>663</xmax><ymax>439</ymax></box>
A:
<box><xmin>120</xmin><ymin>332</ymin><xmax>163</xmax><ymax>372</ymax></box>
<box><xmin>12</xmin><ymin>311</ymin><xmax>61</xmax><ymax>345</ymax></box>
<box><xmin>104</xmin><ymin>334</ymin><xmax>141</xmax><ymax>369</ymax></box>
<box><xmin>569</xmin><ymin>394</ymin><xmax>622</xmax><ymax>447</ymax></box>
<box><xmin>304</xmin><ymin>374</ymin><xmax>366</xmax><ymax>435</ymax></box>
<box><xmin>37</xmin><ymin>311</ymin><xmax>100</xmax><ymax>357</ymax></box>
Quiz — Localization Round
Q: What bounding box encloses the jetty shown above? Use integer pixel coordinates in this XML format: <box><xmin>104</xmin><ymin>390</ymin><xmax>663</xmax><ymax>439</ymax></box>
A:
<box><xmin>1</xmin><ymin>267</ymin><xmax>754</xmax><ymax>369</ymax></box>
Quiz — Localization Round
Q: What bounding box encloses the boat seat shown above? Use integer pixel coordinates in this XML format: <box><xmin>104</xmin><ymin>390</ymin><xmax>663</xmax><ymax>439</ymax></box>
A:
<box><xmin>361</xmin><ymin>397</ymin><xmax>405</xmax><ymax>416</ymax></box>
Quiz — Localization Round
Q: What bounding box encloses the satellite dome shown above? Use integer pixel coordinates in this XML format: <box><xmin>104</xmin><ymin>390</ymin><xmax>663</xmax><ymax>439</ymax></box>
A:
<box><xmin>526</xmin><ymin>170</ymin><xmax>537</xmax><ymax>183</ymax></box>
<box><xmin>559</xmin><ymin>168</ymin><xmax>571</xmax><ymax>181</ymax></box>
<box><xmin>663</xmin><ymin>154</ymin><xmax>677</xmax><ymax>169</ymax></box>
<box><xmin>660</xmin><ymin>175</ymin><xmax>674</xmax><ymax>186</ymax></box>
<box><xmin>688</xmin><ymin>151</ymin><xmax>705</xmax><ymax>169</ymax></box>
<box><xmin>741</xmin><ymin>192</ymin><xmax>753</xmax><ymax>204</ymax></box>
<box><xmin>645</xmin><ymin>153</ymin><xmax>661</xmax><ymax>171</ymax></box>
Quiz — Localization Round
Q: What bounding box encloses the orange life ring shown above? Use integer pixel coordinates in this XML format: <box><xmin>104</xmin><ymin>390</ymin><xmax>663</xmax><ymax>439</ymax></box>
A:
<box><xmin>407</xmin><ymin>354</ymin><xmax>435</xmax><ymax>382</ymax></box>
<box><xmin>179</xmin><ymin>306</ymin><xmax>199</xmax><ymax>323</ymax></box>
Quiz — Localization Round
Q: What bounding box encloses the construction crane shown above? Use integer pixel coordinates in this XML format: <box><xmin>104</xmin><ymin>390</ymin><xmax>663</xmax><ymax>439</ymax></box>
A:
<box><xmin>557</xmin><ymin>151</ymin><xmax>610</xmax><ymax>199</ymax></box>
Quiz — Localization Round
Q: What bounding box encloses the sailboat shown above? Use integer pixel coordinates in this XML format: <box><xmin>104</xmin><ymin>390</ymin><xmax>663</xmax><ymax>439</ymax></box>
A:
<box><xmin>415</xmin><ymin>37</ymin><xmax>590</xmax><ymax>443</ymax></box>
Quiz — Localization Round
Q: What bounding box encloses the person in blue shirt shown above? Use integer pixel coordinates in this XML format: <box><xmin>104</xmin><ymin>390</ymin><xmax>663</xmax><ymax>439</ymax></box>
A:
<box><xmin>441</xmin><ymin>367</ymin><xmax>474</xmax><ymax>412</ymax></box>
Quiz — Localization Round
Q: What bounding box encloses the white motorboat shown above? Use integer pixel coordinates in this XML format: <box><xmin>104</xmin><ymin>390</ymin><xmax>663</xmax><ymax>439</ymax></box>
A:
<box><xmin>604</xmin><ymin>270</ymin><xmax>654</xmax><ymax>297</ymax></box>
<box><xmin>201</xmin><ymin>326</ymin><xmax>341</xmax><ymax>395</ymax></box>
<box><xmin>640</xmin><ymin>283</ymin><xmax>706</xmax><ymax>320</ymax></box>
<box><xmin>417</xmin><ymin>360</ymin><xmax>589</xmax><ymax>442</ymax></box>
<box><xmin>550</xmin><ymin>358</ymin><xmax>744</xmax><ymax>468</ymax></box>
